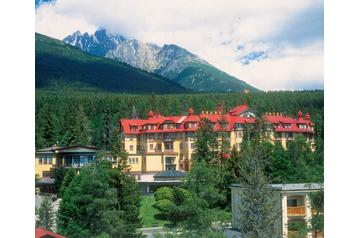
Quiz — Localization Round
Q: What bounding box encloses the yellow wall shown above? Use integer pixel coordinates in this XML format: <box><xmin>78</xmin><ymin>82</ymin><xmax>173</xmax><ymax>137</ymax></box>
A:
<box><xmin>125</xmin><ymin>135</ymin><xmax>138</xmax><ymax>154</ymax></box>
<box><xmin>145</xmin><ymin>155</ymin><xmax>163</xmax><ymax>172</ymax></box>
<box><xmin>128</xmin><ymin>155</ymin><xmax>143</xmax><ymax>172</ymax></box>
<box><xmin>122</xmin><ymin>130</ymin><xmax>315</xmax><ymax>173</ymax></box>
<box><xmin>35</xmin><ymin>157</ymin><xmax>56</xmax><ymax>178</ymax></box>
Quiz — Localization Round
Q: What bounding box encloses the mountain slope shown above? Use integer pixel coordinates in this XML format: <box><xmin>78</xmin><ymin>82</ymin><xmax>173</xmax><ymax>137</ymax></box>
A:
<box><xmin>36</xmin><ymin>33</ymin><xmax>190</xmax><ymax>93</ymax></box>
<box><xmin>63</xmin><ymin>29</ymin><xmax>259</xmax><ymax>92</ymax></box>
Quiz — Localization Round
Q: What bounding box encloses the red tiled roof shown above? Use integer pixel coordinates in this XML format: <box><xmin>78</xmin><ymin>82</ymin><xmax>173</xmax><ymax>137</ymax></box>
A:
<box><xmin>35</xmin><ymin>228</ymin><xmax>66</xmax><ymax>238</ymax></box>
<box><xmin>227</xmin><ymin>105</ymin><xmax>249</xmax><ymax>115</ymax></box>
<box><xmin>119</xmin><ymin>106</ymin><xmax>314</xmax><ymax>135</ymax></box>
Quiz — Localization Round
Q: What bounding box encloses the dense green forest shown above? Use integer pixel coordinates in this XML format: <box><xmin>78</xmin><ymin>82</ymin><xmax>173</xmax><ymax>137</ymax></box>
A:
<box><xmin>35</xmin><ymin>90</ymin><xmax>323</xmax><ymax>150</ymax></box>
<box><xmin>36</xmin><ymin>33</ymin><xmax>189</xmax><ymax>93</ymax></box>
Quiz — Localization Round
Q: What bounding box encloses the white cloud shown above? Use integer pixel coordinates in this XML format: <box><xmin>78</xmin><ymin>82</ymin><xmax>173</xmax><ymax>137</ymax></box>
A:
<box><xmin>35</xmin><ymin>0</ymin><xmax>323</xmax><ymax>90</ymax></box>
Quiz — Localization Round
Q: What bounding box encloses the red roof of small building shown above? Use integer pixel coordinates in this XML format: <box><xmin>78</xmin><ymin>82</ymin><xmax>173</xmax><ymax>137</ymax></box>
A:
<box><xmin>35</xmin><ymin>228</ymin><xmax>66</xmax><ymax>238</ymax></box>
<box><xmin>220</xmin><ymin>153</ymin><xmax>231</xmax><ymax>159</ymax></box>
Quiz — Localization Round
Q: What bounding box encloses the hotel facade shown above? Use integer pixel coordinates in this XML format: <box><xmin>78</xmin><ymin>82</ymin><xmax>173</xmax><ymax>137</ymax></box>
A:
<box><xmin>119</xmin><ymin>104</ymin><xmax>315</xmax><ymax>177</ymax></box>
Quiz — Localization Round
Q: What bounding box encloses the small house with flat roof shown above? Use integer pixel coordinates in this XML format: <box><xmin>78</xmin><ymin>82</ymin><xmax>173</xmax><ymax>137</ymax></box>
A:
<box><xmin>231</xmin><ymin>183</ymin><xmax>323</xmax><ymax>238</ymax></box>
<box><xmin>35</xmin><ymin>145</ymin><xmax>99</xmax><ymax>179</ymax></box>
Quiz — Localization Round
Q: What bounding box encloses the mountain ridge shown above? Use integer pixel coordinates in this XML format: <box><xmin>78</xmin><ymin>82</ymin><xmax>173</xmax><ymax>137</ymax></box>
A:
<box><xmin>63</xmin><ymin>29</ymin><xmax>259</xmax><ymax>92</ymax></box>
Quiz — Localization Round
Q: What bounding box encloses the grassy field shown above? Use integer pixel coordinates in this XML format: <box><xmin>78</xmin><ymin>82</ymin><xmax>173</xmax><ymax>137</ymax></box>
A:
<box><xmin>140</xmin><ymin>195</ymin><xmax>172</xmax><ymax>228</ymax></box>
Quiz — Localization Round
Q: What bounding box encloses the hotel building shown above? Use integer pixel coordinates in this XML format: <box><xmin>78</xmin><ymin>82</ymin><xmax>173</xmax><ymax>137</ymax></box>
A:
<box><xmin>119</xmin><ymin>104</ymin><xmax>315</xmax><ymax>177</ymax></box>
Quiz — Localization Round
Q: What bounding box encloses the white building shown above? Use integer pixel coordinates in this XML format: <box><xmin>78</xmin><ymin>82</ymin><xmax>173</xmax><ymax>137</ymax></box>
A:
<box><xmin>231</xmin><ymin>183</ymin><xmax>323</xmax><ymax>238</ymax></box>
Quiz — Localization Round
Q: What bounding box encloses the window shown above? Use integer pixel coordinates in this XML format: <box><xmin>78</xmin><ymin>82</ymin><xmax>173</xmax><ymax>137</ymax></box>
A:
<box><xmin>42</xmin><ymin>171</ymin><xmax>51</xmax><ymax>178</ymax></box>
<box><xmin>38</xmin><ymin>157</ymin><xmax>43</xmax><ymax>165</ymax></box>
<box><xmin>235</xmin><ymin>123</ymin><xmax>243</xmax><ymax>129</ymax></box>
<box><xmin>148</xmin><ymin>134</ymin><xmax>153</xmax><ymax>140</ymax></box>
<box><xmin>129</xmin><ymin>145</ymin><xmax>134</xmax><ymax>151</ymax></box>
<box><xmin>157</xmin><ymin>144</ymin><xmax>162</xmax><ymax>151</ymax></box>
<box><xmin>180</xmin><ymin>142</ymin><xmax>183</xmax><ymax>150</ymax></box>
<box><xmin>165</xmin><ymin>157</ymin><xmax>174</xmax><ymax>164</ymax></box>
<box><xmin>149</xmin><ymin>144</ymin><xmax>154</xmax><ymax>150</ymax></box>
<box><xmin>287</xmin><ymin>199</ymin><xmax>298</xmax><ymax>207</ymax></box>
<box><xmin>165</xmin><ymin>157</ymin><xmax>176</xmax><ymax>171</ymax></box>
<box><xmin>236</xmin><ymin>131</ymin><xmax>243</xmax><ymax>138</ymax></box>
<box><xmin>165</xmin><ymin>142</ymin><xmax>173</xmax><ymax>151</ymax></box>
<box><xmin>190</xmin><ymin>143</ymin><xmax>195</xmax><ymax>149</ymax></box>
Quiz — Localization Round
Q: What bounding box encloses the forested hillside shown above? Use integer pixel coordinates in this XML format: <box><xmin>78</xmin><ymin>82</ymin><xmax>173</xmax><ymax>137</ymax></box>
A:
<box><xmin>35</xmin><ymin>90</ymin><xmax>323</xmax><ymax>150</ymax></box>
<box><xmin>35</xmin><ymin>33</ymin><xmax>189</xmax><ymax>93</ymax></box>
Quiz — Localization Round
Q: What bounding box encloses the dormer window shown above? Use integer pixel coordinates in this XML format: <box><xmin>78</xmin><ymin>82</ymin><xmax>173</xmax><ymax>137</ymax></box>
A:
<box><xmin>284</xmin><ymin>124</ymin><xmax>291</xmax><ymax>129</ymax></box>
<box><xmin>235</xmin><ymin>123</ymin><xmax>243</xmax><ymax>129</ymax></box>
<box><xmin>298</xmin><ymin>124</ymin><xmax>306</xmax><ymax>129</ymax></box>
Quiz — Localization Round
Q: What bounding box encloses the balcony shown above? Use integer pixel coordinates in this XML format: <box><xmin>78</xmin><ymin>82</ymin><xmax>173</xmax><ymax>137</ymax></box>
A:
<box><xmin>287</xmin><ymin>206</ymin><xmax>306</xmax><ymax>216</ymax></box>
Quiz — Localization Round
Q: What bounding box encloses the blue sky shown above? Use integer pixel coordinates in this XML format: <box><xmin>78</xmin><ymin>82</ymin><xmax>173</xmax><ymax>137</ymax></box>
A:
<box><xmin>35</xmin><ymin>0</ymin><xmax>323</xmax><ymax>91</ymax></box>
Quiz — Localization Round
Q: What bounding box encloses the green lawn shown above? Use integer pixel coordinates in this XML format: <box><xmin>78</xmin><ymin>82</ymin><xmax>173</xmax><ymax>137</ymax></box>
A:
<box><xmin>140</xmin><ymin>195</ymin><xmax>172</xmax><ymax>228</ymax></box>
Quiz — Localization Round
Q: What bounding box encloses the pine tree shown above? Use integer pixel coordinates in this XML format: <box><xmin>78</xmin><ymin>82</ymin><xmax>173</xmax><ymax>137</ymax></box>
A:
<box><xmin>60</xmin><ymin>102</ymin><xmax>91</xmax><ymax>146</ymax></box>
<box><xmin>237</xmin><ymin>141</ymin><xmax>281</xmax><ymax>238</ymax></box>
<box><xmin>103</xmin><ymin>105</ymin><xmax>112</xmax><ymax>150</ymax></box>
<box><xmin>59</xmin><ymin>168</ymin><xmax>77</xmax><ymax>197</ymax></box>
<box><xmin>111</xmin><ymin>130</ymin><xmax>129</xmax><ymax>171</ymax></box>
<box><xmin>131</xmin><ymin>105</ymin><xmax>138</xmax><ymax>119</ymax></box>
<box><xmin>193</xmin><ymin>118</ymin><xmax>219</xmax><ymax>163</ymax></box>
<box><xmin>36</xmin><ymin>196</ymin><xmax>55</xmax><ymax>231</ymax></box>
<box><xmin>57</xmin><ymin>160</ymin><xmax>142</xmax><ymax>238</ymax></box>
<box><xmin>108</xmin><ymin>166</ymin><xmax>142</xmax><ymax>237</ymax></box>
<box><xmin>309</xmin><ymin>186</ymin><xmax>324</xmax><ymax>238</ymax></box>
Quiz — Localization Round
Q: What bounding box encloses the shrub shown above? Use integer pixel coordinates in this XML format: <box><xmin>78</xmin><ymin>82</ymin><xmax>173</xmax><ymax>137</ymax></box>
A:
<box><xmin>155</xmin><ymin>199</ymin><xmax>176</xmax><ymax>218</ymax></box>
<box><xmin>172</xmin><ymin>187</ymin><xmax>192</xmax><ymax>205</ymax></box>
<box><xmin>154</xmin><ymin>187</ymin><xmax>174</xmax><ymax>202</ymax></box>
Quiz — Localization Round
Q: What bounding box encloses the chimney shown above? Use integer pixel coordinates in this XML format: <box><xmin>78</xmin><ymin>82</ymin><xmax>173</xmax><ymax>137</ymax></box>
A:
<box><xmin>188</xmin><ymin>108</ymin><xmax>194</xmax><ymax>115</ymax></box>
<box><xmin>305</xmin><ymin>112</ymin><xmax>310</xmax><ymax>120</ymax></box>
<box><xmin>216</xmin><ymin>103</ymin><xmax>224</xmax><ymax>115</ymax></box>
<box><xmin>298</xmin><ymin>111</ymin><xmax>303</xmax><ymax>119</ymax></box>
<box><xmin>148</xmin><ymin>110</ymin><xmax>154</xmax><ymax>118</ymax></box>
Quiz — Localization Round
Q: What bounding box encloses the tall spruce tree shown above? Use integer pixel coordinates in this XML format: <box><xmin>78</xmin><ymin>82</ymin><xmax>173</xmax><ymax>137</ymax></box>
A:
<box><xmin>60</xmin><ymin>102</ymin><xmax>91</xmax><ymax>146</ymax></box>
<box><xmin>57</xmin><ymin>160</ymin><xmax>141</xmax><ymax>238</ymax></box>
<box><xmin>131</xmin><ymin>105</ymin><xmax>138</xmax><ymax>119</ymax></box>
<box><xmin>237</xmin><ymin>137</ymin><xmax>281</xmax><ymax>238</ymax></box>
<box><xmin>192</xmin><ymin>118</ymin><xmax>219</xmax><ymax>163</ymax></box>
<box><xmin>111</xmin><ymin>130</ymin><xmax>129</xmax><ymax>171</ymax></box>
<box><xmin>309</xmin><ymin>186</ymin><xmax>324</xmax><ymax>238</ymax></box>
<box><xmin>36</xmin><ymin>196</ymin><xmax>55</xmax><ymax>231</ymax></box>
<box><xmin>103</xmin><ymin>105</ymin><xmax>112</xmax><ymax>150</ymax></box>
<box><xmin>59</xmin><ymin>168</ymin><xmax>77</xmax><ymax>197</ymax></box>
